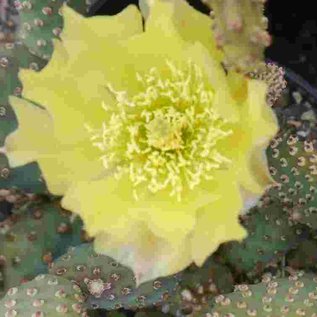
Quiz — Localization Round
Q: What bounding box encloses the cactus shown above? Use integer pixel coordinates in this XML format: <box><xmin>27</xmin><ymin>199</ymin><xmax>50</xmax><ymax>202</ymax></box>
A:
<box><xmin>249</xmin><ymin>62</ymin><xmax>287</xmax><ymax>106</ymax></box>
<box><xmin>156</xmin><ymin>259</ymin><xmax>234</xmax><ymax>317</ymax></box>
<box><xmin>136</xmin><ymin>312</ymin><xmax>172</xmax><ymax>317</ymax></box>
<box><xmin>287</xmin><ymin>238</ymin><xmax>317</xmax><ymax>270</ymax></box>
<box><xmin>202</xmin><ymin>0</ymin><xmax>271</xmax><ymax>73</ymax></box>
<box><xmin>0</xmin><ymin>198</ymin><xmax>86</xmax><ymax>291</ymax></box>
<box><xmin>266</xmin><ymin>129</ymin><xmax>317</xmax><ymax>229</ymax></box>
<box><xmin>0</xmin><ymin>0</ymin><xmax>87</xmax><ymax>193</ymax></box>
<box><xmin>208</xmin><ymin>271</ymin><xmax>317</xmax><ymax>316</ymax></box>
<box><xmin>0</xmin><ymin>274</ymin><xmax>88</xmax><ymax>316</ymax></box>
<box><xmin>49</xmin><ymin>243</ymin><xmax>181</xmax><ymax>311</ymax></box>
<box><xmin>215</xmin><ymin>197</ymin><xmax>307</xmax><ymax>276</ymax></box>
<box><xmin>0</xmin><ymin>0</ymin><xmax>18</xmax><ymax>43</ymax></box>
<box><xmin>16</xmin><ymin>0</ymin><xmax>87</xmax><ymax>60</ymax></box>
<box><xmin>180</xmin><ymin>258</ymin><xmax>234</xmax><ymax>296</ymax></box>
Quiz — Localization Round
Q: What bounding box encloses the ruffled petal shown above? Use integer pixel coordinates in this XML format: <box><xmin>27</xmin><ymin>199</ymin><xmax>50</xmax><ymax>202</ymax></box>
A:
<box><xmin>62</xmin><ymin>176</ymin><xmax>216</xmax><ymax>243</ymax></box>
<box><xmin>190</xmin><ymin>172</ymin><xmax>247</xmax><ymax>266</ymax></box>
<box><xmin>58</xmin><ymin>5</ymin><xmax>143</xmax><ymax>98</ymax></box>
<box><xmin>140</xmin><ymin>0</ymin><xmax>223</xmax><ymax>62</ymax></box>
<box><xmin>61</xmin><ymin>177</ymin><xmax>142</xmax><ymax>237</ymax></box>
<box><xmin>5</xmin><ymin>97</ymin><xmax>105</xmax><ymax>196</ymax></box>
<box><xmin>21</xmin><ymin>57</ymin><xmax>108</xmax><ymax>145</ymax></box>
<box><xmin>20</xmin><ymin>6</ymin><xmax>143</xmax><ymax>146</ymax></box>
<box><xmin>5</xmin><ymin>97</ymin><xmax>54</xmax><ymax>167</ymax></box>
<box><xmin>7</xmin><ymin>97</ymin><xmax>106</xmax><ymax>196</ymax></box>
<box><xmin>20</xmin><ymin>39</ymin><xmax>69</xmax><ymax>108</ymax></box>
<box><xmin>61</xmin><ymin>4</ymin><xmax>143</xmax><ymax>56</ymax></box>
<box><xmin>218</xmin><ymin>79</ymin><xmax>278</xmax><ymax>194</ymax></box>
<box><xmin>94</xmin><ymin>228</ymin><xmax>192</xmax><ymax>286</ymax></box>
<box><xmin>62</xmin><ymin>176</ymin><xmax>195</xmax><ymax>285</ymax></box>
<box><xmin>37</xmin><ymin>143</ymin><xmax>105</xmax><ymax>195</ymax></box>
<box><xmin>184</xmin><ymin>42</ymin><xmax>239</xmax><ymax>122</ymax></box>
<box><xmin>237</xmin><ymin>80</ymin><xmax>278</xmax><ymax>193</ymax></box>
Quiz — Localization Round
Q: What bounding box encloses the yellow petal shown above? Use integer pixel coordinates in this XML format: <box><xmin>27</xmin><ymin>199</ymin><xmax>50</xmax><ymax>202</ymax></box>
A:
<box><xmin>237</xmin><ymin>80</ymin><xmax>278</xmax><ymax>193</ymax></box>
<box><xmin>184</xmin><ymin>42</ymin><xmax>239</xmax><ymax>122</ymax></box>
<box><xmin>191</xmin><ymin>174</ymin><xmax>247</xmax><ymax>266</ymax></box>
<box><xmin>218</xmin><ymin>79</ymin><xmax>278</xmax><ymax>194</ymax></box>
<box><xmin>62</xmin><ymin>174</ymin><xmax>219</xmax><ymax>244</ymax></box>
<box><xmin>58</xmin><ymin>5</ymin><xmax>143</xmax><ymax>97</ymax></box>
<box><xmin>15</xmin><ymin>70</ymin><xmax>107</xmax><ymax>196</ymax></box>
<box><xmin>94</xmin><ymin>228</ymin><xmax>192</xmax><ymax>286</ymax></box>
<box><xmin>114</xmin><ymin>8</ymin><xmax>187</xmax><ymax>92</ymax></box>
<box><xmin>21</xmin><ymin>63</ymin><xmax>108</xmax><ymax>145</ymax></box>
<box><xmin>37</xmin><ymin>143</ymin><xmax>105</xmax><ymax>196</ymax></box>
<box><xmin>61</xmin><ymin>4</ymin><xmax>143</xmax><ymax>56</ymax></box>
<box><xmin>227</xmin><ymin>71</ymin><xmax>248</xmax><ymax>103</ymax></box>
<box><xmin>18</xmin><ymin>40</ymin><xmax>95</xmax><ymax>144</ymax></box>
<box><xmin>5</xmin><ymin>97</ymin><xmax>54</xmax><ymax>167</ymax></box>
<box><xmin>20</xmin><ymin>39</ymin><xmax>69</xmax><ymax>108</ymax></box>
<box><xmin>140</xmin><ymin>0</ymin><xmax>223</xmax><ymax>62</ymax></box>
<box><xmin>245</xmin><ymin>80</ymin><xmax>279</xmax><ymax>141</ymax></box>
<box><xmin>20</xmin><ymin>6</ymin><xmax>142</xmax><ymax>145</ymax></box>
<box><xmin>63</xmin><ymin>175</ymin><xmax>195</xmax><ymax>285</ymax></box>
<box><xmin>144</xmin><ymin>181</ymin><xmax>218</xmax><ymax>244</ymax></box>
<box><xmin>5</xmin><ymin>97</ymin><xmax>105</xmax><ymax>196</ymax></box>
<box><xmin>61</xmin><ymin>176</ymin><xmax>143</xmax><ymax>237</ymax></box>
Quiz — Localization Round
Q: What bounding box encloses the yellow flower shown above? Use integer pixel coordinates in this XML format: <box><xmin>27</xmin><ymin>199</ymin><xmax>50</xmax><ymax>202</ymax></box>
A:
<box><xmin>5</xmin><ymin>0</ymin><xmax>278</xmax><ymax>284</ymax></box>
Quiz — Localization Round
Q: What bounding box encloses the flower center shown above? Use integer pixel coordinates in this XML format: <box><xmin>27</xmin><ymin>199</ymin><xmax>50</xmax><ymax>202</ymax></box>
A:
<box><xmin>146</xmin><ymin>107</ymin><xmax>186</xmax><ymax>151</ymax></box>
<box><xmin>86</xmin><ymin>61</ymin><xmax>232</xmax><ymax>201</ymax></box>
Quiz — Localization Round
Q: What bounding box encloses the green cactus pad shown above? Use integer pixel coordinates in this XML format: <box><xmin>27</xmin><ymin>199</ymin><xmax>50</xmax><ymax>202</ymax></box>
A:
<box><xmin>49</xmin><ymin>243</ymin><xmax>181</xmax><ymax>311</ymax></box>
<box><xmin>180</xmin><ymin>257</ymin><xmax>234</xmax><ymax>296</ymax></box>
<box><xmin>135</xmin><ymin>312</ymin><xmax>173</xmax><ymax>317</ymax></box>
<box><xmin>0</xmin><ymin>274</ymin><xmax>88</xmax><ymax>316</ymax></box>
<box><xmin>0</xmin><ymin>199</ymin><xmax>85</xmax><ymax>291</ymax></box>
<box><xmin>203</xmin><ymin>0</ymin><xmax>270</xmax><ymax>73</ymax></box>
<box><xmin>208</xmin><ymin>272</ymin><xmax>317</xmax><ymax>317</ymax></box>
<box><xmin>16</xmin><ymin>0</ymin><xmax>87</xmax><ymax>60</ymax></box>
<box><xmin>217</xmin><ymin>198</ymin><xmax>307</xmax><ymax>274</ymax></box>
<box><xmin>267</xmin><ymin>129</ymin><xmax>317</xmax><ymax>229</ymax></box>
<box><xmin>157</xmin><ymin>258</ymin><xmax>234</xmax><ymax>317</ymax></box>
<box><xmin>287</xmin><ymin>238</ymin><xmax>317</xmax><ymax>270</ymax></box>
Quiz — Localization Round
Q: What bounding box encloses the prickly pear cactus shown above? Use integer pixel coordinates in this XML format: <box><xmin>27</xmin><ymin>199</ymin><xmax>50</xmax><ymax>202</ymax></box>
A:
<box><xmin>202</xmin><ymin>0</ymin><xmax>271</xmax><ymax>73</ymax></box>
<box><xmin>216</xmin><ymin>198</ymin><xmax>307</xmax><ymax>275</ymax></box>
<box><xmin>267</xmin><ymin>129</ymin><xmax>317</xmax><ymax>229</ymax></box>
<box><xmin>0</xmin><ymin>42</ymin><xmax>47</xmax><ymax>192</ymax></box>
<box><xmin>158</xmin><ymin>258</ymin><xmax>235</xmax><ymax>317</ymax></box>
<box><xmin>249</xmin><ymin>62</ymin><xmax>287</xmax><ymax>106</ymax></box>
<box><xmin>0</xmin><ymin>199</ymin><xmax>86</xmax><ymax>291</ymax></box>
<box><xmin>136</xmin><ymin>312</ymin><xmax>172</xmax><ymax>317</ymax></box>
<box><xmin>180</xmin><ymin>258</ymin><xmax>234</xmax><ymax>296</ymax></box>
<box><xmin>287</xmin><ymin>238</ymin><xmax>317</xmax><ymax>270</ymax></box>
<box><xmin>16</xmin><ymin>0</ymin><xmax>87</xmax><ymax>60</ymax></box>
<box><xmin>208</xmin><ymin>271</ymin><xmax>317</xmax><ymax>316</ymax></box>
<box><xmin>49</xmin><ymin>243</ymin><xmax>181</xmax><ymax>311</ymax></box>
<box><xmin>0</xmin><ymin>274</ymin><xmax>88</xmax><ymax>316</ymax></box>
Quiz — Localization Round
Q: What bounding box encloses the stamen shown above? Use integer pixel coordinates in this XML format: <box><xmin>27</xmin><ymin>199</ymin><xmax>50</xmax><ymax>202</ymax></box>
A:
<box><xmin>86</xmin><ymin>60</ymin><xmax>233</xmax><ymax>201</ymax></box>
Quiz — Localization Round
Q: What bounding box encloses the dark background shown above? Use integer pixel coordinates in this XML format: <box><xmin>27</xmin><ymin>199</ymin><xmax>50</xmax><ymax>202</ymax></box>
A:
<box><xmin>92</xmin><ymin>0</ymin><xmax>317</xmax><ymax>88</ymax></box>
